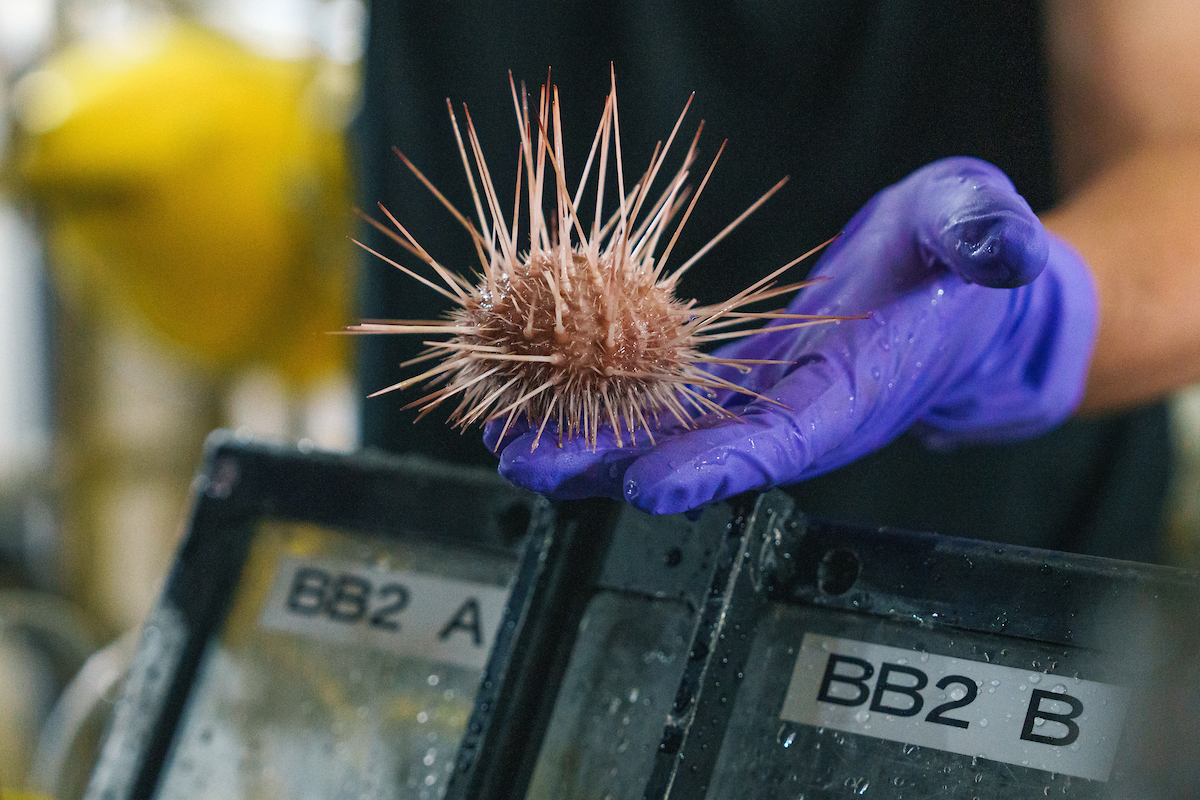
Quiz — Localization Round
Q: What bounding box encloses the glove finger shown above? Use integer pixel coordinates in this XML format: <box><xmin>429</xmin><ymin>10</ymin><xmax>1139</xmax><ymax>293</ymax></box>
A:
<box><xmin>483</xmin><ymin>416</ymin><xmax>532</xmax><ymax>454</ymax></box>
<box><xmin>918</xmin><ymin>157</ymin><xmax>1048</xmax><ymax>289</ymax></box>
<box><xmin>621</xmin><ymin>409</ymin><xmax>813</xmax><ymax>515</ymax></box>
<box><xmin>497</xmin><ymin>426</ymin><xmax>654</xmax><ymax>501</ymax></box>
<box><xmin>623</xmin><ymin>358</ymin><xmax>851</xmax><ymax>514</ymax></box>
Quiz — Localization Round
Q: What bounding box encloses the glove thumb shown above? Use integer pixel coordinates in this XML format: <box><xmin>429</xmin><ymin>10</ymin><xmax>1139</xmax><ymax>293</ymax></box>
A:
<box><xmin>915</xmin><ymin>157</ymin><xmax>1049</xmax><ymax>289</ymax></box>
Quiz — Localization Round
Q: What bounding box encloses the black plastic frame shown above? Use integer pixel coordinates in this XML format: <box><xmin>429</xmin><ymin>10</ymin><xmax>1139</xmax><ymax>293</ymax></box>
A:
<box><xmin>444</xmin><ymin>497</ymin><xmax>621</xmax><ymax>798</ymax></box>
<box><xmin>81</xmin><ymin>440</ymin><xmax>1200</xmax><ymax>799</ymax></box>
<box><xmin>438</xmin><ymin>493</ymin><xmax>755</xmax><ymax>799</ymax></box>
<box><xmin>433</xmin><ymin>487</ymin><xmax>1200</xmax><ymax>799</ymax></box>
<box><xmin>82</xmin><ymin>432</ymin><xmax>538</xmax><ymax>800</ymax></box>
<box><xmin>648</xmin><ymin>494</ymin><xmax>1200</xmax><ymax>797</ymax></box>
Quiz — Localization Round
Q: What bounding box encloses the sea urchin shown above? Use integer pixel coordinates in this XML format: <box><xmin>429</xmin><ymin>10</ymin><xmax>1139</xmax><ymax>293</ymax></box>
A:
<box><xmin>350</xmin><ymin>70</ymin><xmax>852</xmax><ymax>450</ymax></box>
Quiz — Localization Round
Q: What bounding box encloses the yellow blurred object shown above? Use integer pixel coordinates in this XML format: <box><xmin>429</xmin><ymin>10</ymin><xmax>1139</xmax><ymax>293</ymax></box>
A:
<box><xmin>2</xmin><ymin>792</ymin><xmax>56</xmax><ymax>800</ymax></box>
<box><xmin>12</xmin><ymin>21</ymin><xmax>354</xmax><ymax>381</ymax></box>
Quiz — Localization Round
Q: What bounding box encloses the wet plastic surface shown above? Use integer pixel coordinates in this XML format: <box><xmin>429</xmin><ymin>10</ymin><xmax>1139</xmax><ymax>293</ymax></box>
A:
<box><xmin>448</xmin><ymin>490</ymin><xmax>1200</xmax><ymax>799</ymax></box>
<box><xmin>82</xmin><ymin>437</ymin><xmax>534</xmax><ymax>800</ymax></box>
<box><xmin>704</xmin><ymin>605</ymin><xmax>1115</xmax><ymax>799</ymax></box>
<box><xmin>83</xmin><ymin>443</ymin><xmax>1200</xmax><ymax>799</ymax></box>
<box><xmin>156</xmin><ymin>522</ymin><xmax>513</xmax><ymax>799</ymax></box>
<box><xmin>525</xmin><ymin>593</ymin><xmax>694</xmax><ymax>799</ymax></box>
<box><xmin>647</xmin><ymin>497</ymin><xmax>1200</xmax><ymax>799</ymax></box>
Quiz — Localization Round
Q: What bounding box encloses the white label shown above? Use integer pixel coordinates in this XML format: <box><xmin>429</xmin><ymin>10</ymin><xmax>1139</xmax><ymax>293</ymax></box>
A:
<box><xmin>780</xmin><ymin>634</ymin><xmax>1129</xmax><ymax>782</ymax></box>
<box><xmin>259</xmin><ymin>556</ymin><xmax>509</xmax><ymax>671</ymax></box>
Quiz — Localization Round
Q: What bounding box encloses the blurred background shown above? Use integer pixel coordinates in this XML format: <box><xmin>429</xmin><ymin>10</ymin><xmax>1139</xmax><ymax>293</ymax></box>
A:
<box><xmin>0</xmin><ymin>0</ymin><xmax>363</xmax><ymax>792</ymax></box>
<box><xmin>0</xmin><ymin>0</ymin><xmax>1198</xmax><ymax>795</ymax></box>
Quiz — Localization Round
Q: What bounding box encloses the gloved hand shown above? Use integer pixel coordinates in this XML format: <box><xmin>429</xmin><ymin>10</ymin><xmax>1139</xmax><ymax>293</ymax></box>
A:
<box><xmin>485</xmin><ymin>157</ymin><xmax>1098</xmax><ymax>514</ymax></box>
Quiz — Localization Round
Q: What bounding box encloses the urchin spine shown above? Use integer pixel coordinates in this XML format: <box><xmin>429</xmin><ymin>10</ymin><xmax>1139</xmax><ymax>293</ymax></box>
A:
<box><xmin>349</xmin><ymin>71</ymin><xmax>849</xmax><ymax>449</ymax></box>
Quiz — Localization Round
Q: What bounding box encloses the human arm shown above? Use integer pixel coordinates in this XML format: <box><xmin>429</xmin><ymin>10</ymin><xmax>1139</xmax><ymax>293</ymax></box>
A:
<box><xmin>1044</xmin><ymin>0</ymin><xmax>1200</xmax><ymax>412</ymax></box>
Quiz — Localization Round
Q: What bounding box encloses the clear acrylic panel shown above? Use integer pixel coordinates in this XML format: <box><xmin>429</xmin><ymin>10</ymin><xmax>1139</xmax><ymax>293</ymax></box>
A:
<box><xmin>155</xmin><ymin>519</ymin><xmax>515</xmax><ymax>800</ymax></box>
<box><xmin>703</xmin><ymin>603</ymin><xmax>1123</xmax><ymax>800</ymax></box>
<box><xmin>525</xmin><ymin>591</ymin><xmax>696</xmax><ymax>800</ymax></box>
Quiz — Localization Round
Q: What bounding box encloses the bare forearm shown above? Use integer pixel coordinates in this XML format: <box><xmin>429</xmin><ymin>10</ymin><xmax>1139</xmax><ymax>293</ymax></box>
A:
<box><xmin>1042</xmin><ymin>142</ymin><xmax>1200</xmax><ymax>413</ymax></box>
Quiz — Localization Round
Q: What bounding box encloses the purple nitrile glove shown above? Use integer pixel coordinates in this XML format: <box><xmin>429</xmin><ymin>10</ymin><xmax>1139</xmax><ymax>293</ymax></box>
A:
<box><xmin>485</xmin><ymin>157</ymin><xmax>1099</xmax><ymax>514</ymax></box>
